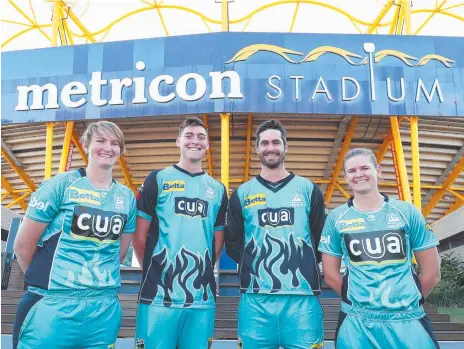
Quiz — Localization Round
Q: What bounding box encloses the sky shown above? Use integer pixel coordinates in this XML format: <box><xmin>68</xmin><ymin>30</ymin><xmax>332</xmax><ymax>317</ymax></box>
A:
<box><xmin>1</xmin><ymin>0</ymin><xmax>464</xmax><ymax>51</ymax></box>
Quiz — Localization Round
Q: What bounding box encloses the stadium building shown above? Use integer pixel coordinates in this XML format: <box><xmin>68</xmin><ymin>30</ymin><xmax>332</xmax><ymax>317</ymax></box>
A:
<box><xmin>1</xmin><ymin>1</ymin><xmax>464</xmax><ymax>348</ymax></box>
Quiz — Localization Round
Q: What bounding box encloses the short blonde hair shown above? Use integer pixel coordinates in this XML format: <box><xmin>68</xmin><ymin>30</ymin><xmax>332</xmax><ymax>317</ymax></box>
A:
<box><xmin>80</xmin><ymin>121</ymin><xmax>126</xmax><ymax>154</ymax></box>
<box><xmin>343</xmin><ymin>148</ymin><xmax>378</xmax><ymax>172</ymax></box>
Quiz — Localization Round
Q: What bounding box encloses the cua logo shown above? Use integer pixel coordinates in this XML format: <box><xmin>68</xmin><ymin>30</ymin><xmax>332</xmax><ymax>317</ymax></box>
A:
<box><xmin>175</xmin><ymin>197</ymin><xmax>208</xmax><ymax>218</ymax></box>
<box><xmin>258</xmin><ymin>207</ymin><xmax>294</xmax><ymax>228</ymax></box>
<box><xmin>71</xmin><ymin>206</ymin><xmax>127</xmax><ymax>243</ymax></box>
<box><xmin>344</xmin><ymin>230</ymin><xmax>406</xmax><ymax>265</ymax></box>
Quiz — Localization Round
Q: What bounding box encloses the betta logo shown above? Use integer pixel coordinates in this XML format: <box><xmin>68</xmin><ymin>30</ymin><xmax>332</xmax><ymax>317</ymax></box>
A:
<box><xmin>71</xmin><ymin>206</ymin><xmax>127</xmax><ymax>243</ymax></box>
<box><xmin>162</xmin><ymin>180</ymin><xmax>185</xmax><ymax>192</ymax></box>
<box><xmin>175</xmin><ymin>197</ymin><xmax>208</xmax><ymax>218</ymax></box>
<box><xmin>244</xmin><ymin>194</ymin><xmax>266</xmax><ymax>208</ymax></box>
<box><xmin>344</xmin><ymin>230</ymin><xmax>406</xmax><ymax>265</ymax></box>
<box><xmin>258</xmin><ymin>207</ymin><xmax>294</xmax><ymax>228</ymax></box>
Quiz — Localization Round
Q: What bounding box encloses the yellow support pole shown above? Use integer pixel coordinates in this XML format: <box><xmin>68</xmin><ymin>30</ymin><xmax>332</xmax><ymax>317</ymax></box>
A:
<box><xmin>59</xmin><ymin>121</ymin><xmax>75</xmax><ymax>173</ymax></box>
<box><xmin>1</xmin><ymin>176</ymin><xmax>27</xmax><ymax>210</ymax></box>
<box><xmin>423</xmin><ymin>156</ymin><xmax>464</xmax><ymax>216</ymax></box>
<box><xmin>59</xmin><ymin>3</ymin><xmax>74</xmax><ymax>45</ymax></box>
<box><xmin>1</xmin><ymin>148</ymin><xmax>37</xmax><ymax>192</ymax></box>
<box><xmin>51</xmin><ymin>1</ymin><xmax>61</xmax><ymax>46</ymax></box>
<box><xmin>400</xmin><ymin>0</ymin><xmax>412</xmax><ymax>35</ymax></box>
<box><xmin>220</xmin><ymin>113</ymin><xmax>230</xmax><ymax>194</ymax></box>
<box><xmin>45</xmin><ymin>122</ymin><xmax>54</xmax><ymax>180</ymax></box>
<box><xmin>6</xmin><ymin>191</ymin><xmax>32</xmax><ymax>209</ymax></box>
<box><xmin>289</xmin><ymin>2</ymin><xmax>300</xmax><ymax>32</ymax></box>
<box><xmin>325</xmin><ymin>116</ymin><xmax>359</xmax><ymax>205</ymax></box>
<box><xmin>202</xmin><ymin>115</ymin><xmax>214</xmax><ymax>177</ymax></box>
<box><xmin>376</xmin><ymin>117</ymin><xmax>407</xmax><ymax>164</ymax></box>
<box><xmin>390</xmin><ymin>117</ymin><xmax>412</xmax><ymax>203</ymax></box>
<box><xmin>367</xmin><ymin>0</ymin><xmax>394</xmax><ymax>34</ymax></box>
<box><xmin>221</xmin><ymin>0</ymin><xmax>230</xmax><ymax>32</ymax></box>
<box><xmin>410</xmin><ymin>117</ymin><xmax>421</xmax><ymax>210</ymax></box>
<box><xmin>389</xmin><ymin>4</ymin><xmax>401</xmax><ymax>34</ymax></box>
<box><xmin>118</xmin><ymin>157</ymin><xmax>137</xmax><ymax>195</ymax></box>
<box><xmin>244</xmin><ymin>114</ymin><xmax>252</xmax><ymax>182</ymax></box>
<box><xmin>71</xmin><ymin>130</ymin><xmax>88</xmax><ymax>166</ymax></box>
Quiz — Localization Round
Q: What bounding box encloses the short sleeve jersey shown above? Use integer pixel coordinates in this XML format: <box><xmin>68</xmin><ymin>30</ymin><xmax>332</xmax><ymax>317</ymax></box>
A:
<box><xmin>318</xmin><ymin>195</ymin><xmax>439</xmax><ymax>312</ymax></box>
<box><xmin>136</xmin><ymin>165</ymin><xmax>227</xmax><ymax>309</ymax></box>
<box><xmin>24</xmin><ymin>169</ymin><xmax>136</xmax><ymax>291</ymax></box>
<box><xmin>225</xmin><ymin>174</ymin><xmax>326</xmax><ymax>295</ymax></box>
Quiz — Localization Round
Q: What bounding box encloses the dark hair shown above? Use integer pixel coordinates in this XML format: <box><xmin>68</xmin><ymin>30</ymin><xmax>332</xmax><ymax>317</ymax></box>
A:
<box><xmin>179</xmin><ymin>117</ymin><xmax>206</xmax><ymax>136</ymax></box>
<box><xmin>255</xmin><ymin>119</ymin><xmax>287</xmax><ymax>147</ymax></box>
<box><xmin>343</xmin><ymin>148</ymin><xmax>379</xmax><ymax>172</ymax></box>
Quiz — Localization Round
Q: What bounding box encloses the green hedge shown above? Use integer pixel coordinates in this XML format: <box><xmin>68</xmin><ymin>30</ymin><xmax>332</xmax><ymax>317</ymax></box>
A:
<box><xmin>427</xmin><ymin>253</ymin><xmax>464</xmax><ymax>307</ymax></box>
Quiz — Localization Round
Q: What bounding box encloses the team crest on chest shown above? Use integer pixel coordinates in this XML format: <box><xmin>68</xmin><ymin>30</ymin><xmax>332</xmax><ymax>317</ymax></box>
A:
<box><xmin>387</xmin><ymin>212</ymin><xmax>403</xmax><ymax>229</ymax></box>
<box><xmin>290</xmin><ymin>193</ymin><xmax>304</xmax><ymax>207</ymax></box>
<box><xmin>114</xmin><ymin>195</ymin><xmax>125</xmax><ymax>210</ymax></box>
<box><xmin>205</xmin><ymin>186</ymin><xmax>215</xmax><ymax>199</ymax></box>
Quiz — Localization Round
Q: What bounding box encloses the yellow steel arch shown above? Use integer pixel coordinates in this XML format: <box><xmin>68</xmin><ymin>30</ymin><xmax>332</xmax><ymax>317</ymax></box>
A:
<box><xmin>3</xmin><ymin>0</ymin><xmax>464</xmax><ymax>49</ymax></box>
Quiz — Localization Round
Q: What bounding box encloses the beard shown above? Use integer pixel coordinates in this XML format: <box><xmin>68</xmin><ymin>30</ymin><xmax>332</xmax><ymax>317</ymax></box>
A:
<box><xmin>259</xmin><ymin>151</ymin><xmax>286</xmax><ymax>169</ymax></box>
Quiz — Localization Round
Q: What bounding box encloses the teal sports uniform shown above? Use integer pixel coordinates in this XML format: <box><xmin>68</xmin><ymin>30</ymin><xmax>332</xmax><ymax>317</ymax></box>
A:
<box><xmin>13</xmin><ymin>168</ymin><xmax>136</xmax><ymax>349</ymax></box>
<box><xmin>225</xmin><ymin>173</ymin><xmax>326</xmax><ymax>349</ymax></box>
<box><xmin>135</xmin><ymin>165</ymin><xmax>227</xmax><ymax>349</ymax></box>
<box><xmin>318</xmin><ymin>195</ymin><xmax>440</xmax><ymax>349</ymax></box>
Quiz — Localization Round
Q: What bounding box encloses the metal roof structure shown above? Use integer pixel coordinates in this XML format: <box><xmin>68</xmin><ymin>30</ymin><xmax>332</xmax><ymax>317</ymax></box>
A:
<box><xmin>1</xmin><ymin>0</ymin><xmax>464</xmax><ymax>222</ymax></box>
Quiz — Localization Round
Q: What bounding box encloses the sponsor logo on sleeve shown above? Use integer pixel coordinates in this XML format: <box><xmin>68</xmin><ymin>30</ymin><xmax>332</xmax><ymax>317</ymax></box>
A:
<box><xmin>344</xmin><ymin>229</ymin><xmax>406</xmax><ymax>265</ymax></box>
<box><xmin>162</xmin><ymin>180</ymin><xmax>185</xmax><ymax>192</ymax></box>
<box><xmin>28</xmin><ymin>197</ymin><xmax>51</xmax><ymax>211</ymax></box>
<box><xmin>244</xmin><ymin>194</ymin><xmax>266</xmax><ymax>208</ymax></box>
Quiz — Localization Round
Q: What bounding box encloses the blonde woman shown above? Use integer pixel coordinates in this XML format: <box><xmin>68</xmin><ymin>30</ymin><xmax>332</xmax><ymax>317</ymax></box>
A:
<box><xmin>13</xmin><ymin>121</ymin><xmax>136</xmax><ymax>349</ymax></box>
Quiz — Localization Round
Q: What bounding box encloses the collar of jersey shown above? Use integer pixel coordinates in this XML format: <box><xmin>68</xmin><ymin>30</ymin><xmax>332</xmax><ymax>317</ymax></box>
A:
<box><xmin>256</xmin><ymin>172</ymin><xmax>295</xmax><ymax>193</ymax></box>
<box><xmin>78</xmin><ymin>168</ymin><xmax>116</xmax><ymax>185</ymax></box>
<box><xmin>347</xmin><ymin>193</ymin><xmax>389</xmax><ymax>210</ymax></box>
<box><xmin>173</xmin><ymin>164</ymin><xmax>205</xmax><ymax>177</ymax></box>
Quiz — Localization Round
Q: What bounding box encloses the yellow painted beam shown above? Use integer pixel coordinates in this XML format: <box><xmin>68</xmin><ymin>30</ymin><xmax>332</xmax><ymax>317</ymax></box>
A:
<box><xmin>390</xmin><ymin>116</ymin><xmax>412</xmax><ymax>203</ymax></box>
<box><xmin>1</xmin><ymin>176</ymin><xmax>27</xmax><ymax>210</ymax></box>
<box><xmin>376</xmin><ymin>117</ymin><xmax>407</xmax><ymax>164</ymax></box>
<box><xmin>45</xmin><ymin>122</ymin><xmax>54</xmax><ymax>180</ymax></box>
<box><xmin>202</xmin><ymin>115</ymin><xmax>214</xmax><ymax>177</ymax></box>
<box><xmin>71</xmin><ymin>130</ymin><xmax>88</xmax><ymax>166</ymax></box>
<box><xmin>6</xmin><ymin>191</ymin><xmax>32</xmax><ymax>209</ymax></box>
<box><xmin>60</xmin><ymin>3</ymin><xmax>75</xmax><ymax>45</ymax></box>
<box><xmin>423</xmin><ymin>156</ymin><xmax>464</xmax><ymax>216</ymax></box>
<box><xmin>59</xmin><ymin>121</ymin><xmax>75</xmax><ymax>173</ymax></box>
<box><xmin>335</xmin><ymin>182</ymin><xmax>350</xmax><ymax>199</ymax></box>
<box><xmin>389</xmin><ymin>4</ymin><xmax>401</xmax><ymax>34</ymax></box>
<box><xmin>400</xmin><ymin>0</ymin><xmax>412</xmax><ymax>35</ymax></box>
<box><xmin>51</xmin><ymin>1</ymin><xmax>62</xmax><ymax>46</ymax></box>
<box><xmin>1</xmin><ymin>149</ymin><xmax>37</xmax><ymax>192</ymax></box>
<box><xmin>220</xmin><ymin>113</ymin><xmax>230</xmax><ymax>194</ymax></box>
<box><xmin>118</xmin><ymin>157</ymin><xmax>137</xmax><ymax>195</ymax></box>
<box><xmin>415</xmin><ymin>0</ymin><xmax>447</xmax><ymax>35</ymax></box>
<box><xmin>66</xmin><ymin>6</ymin><xmax>96</xmax><ymax>43</ymax></box>
<box><xmin>289</xmin><ymin>2</ymin><xmax>300</xmax><ymax>32</ymax></box>
<box><xmin>155</xmin><ymin>2</ymin><xmax>169</xmax><ymax>36</ymax></box>
<box><xmin>244</xmin><ymin>114</ymin><xmax>252</xmax><ymax>183</ymax></box>
<box><xmin>447</xmin><ymin>189</ymin><xmax>464</xmax><ymax>202</ymax></box>
<box><xmin>410</xmin><ymin>117</ymin><xmax>421</xmax><ymax>210</ymax></box>
<box><xmin>221</xmin><ymin>0</ymin><xmax>230</xmax><ymax>32</ymax></box>
<box><xmin>444</xmin><ymin>199</ymin><xmax>463</xmax><ymax>216</ymax></box>
<box><xmin>325</xmin><ymin>116</ymin><xmax>359</xmax><ymax>205</ymax></box>
<box><xmin>2</xmin><ymin>192</ymin><xmax>10</xmax><ymax>201</ymax></box>
<box><xmin>367</xmin><ymin>0</ymin><xmax>394</xmax><ymax>34</ymax></box>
